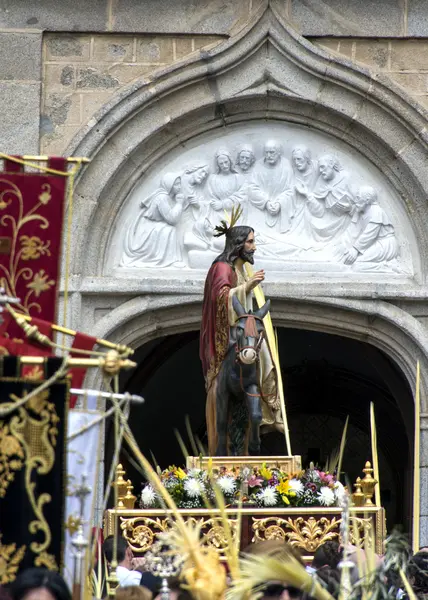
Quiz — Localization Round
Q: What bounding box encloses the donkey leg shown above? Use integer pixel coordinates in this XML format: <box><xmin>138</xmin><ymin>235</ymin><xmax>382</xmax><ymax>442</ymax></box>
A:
<box><xmin>245</xmin><ymin>387</ymin><xmax>262</xmax><ymax>456</ymax></box>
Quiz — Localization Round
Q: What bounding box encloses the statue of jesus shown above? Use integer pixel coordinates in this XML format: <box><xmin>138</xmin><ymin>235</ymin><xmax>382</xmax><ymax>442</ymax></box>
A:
<box><xmin>199</xmin><ymin>220</ymin><xmax>283</xmax><ymax>455</ymax></box>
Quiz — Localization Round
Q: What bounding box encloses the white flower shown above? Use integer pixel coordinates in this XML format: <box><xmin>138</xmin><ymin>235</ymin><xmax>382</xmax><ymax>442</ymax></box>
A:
<box><xmin>257</xmin><ymin>486</ymin><xmax>278</xmax><ymax>507</ymax></box>
<box><xmin>187</xmin><ymin>468</ymin><xmax>203</xmax><ymax>478</ymax></box>
<box><xmin>317</xmin><ymin>486</ymin><xmax>335</xmax><ymax>507</ymax></box>
<box><xmin>217</xmin><ymin>475</ymin><xmax>236</xmax><ymax>495</ymax></box>
<box><xmin>141</xmin><ymin>485</ymin><xmax>157</xmax><ymax>507</ymax></box>
<box><xmin>334</xmin><ymin>481</ymin><xmax>345</xmax><ymax>504</ymax></box>
<box><xmin>184</xmin><ymin>478</ymin><xmax>205</xmax><ymax>498</ymax></box>
<box><xmin>288</xmin><ymin>478</ymin><xmax>304</xmax><ymax>496</ymax></box>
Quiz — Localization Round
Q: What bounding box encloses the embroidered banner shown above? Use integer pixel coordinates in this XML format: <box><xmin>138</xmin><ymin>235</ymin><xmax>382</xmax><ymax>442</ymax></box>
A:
<box><xmin>0</xmin><ymin>357</ymin><xmax>69</xmax><ymax>583</ymax></box>
<box><xmin>0</xmin><ymin>157</ymin><xmax>67</xmax><ymax>322</ymax></box>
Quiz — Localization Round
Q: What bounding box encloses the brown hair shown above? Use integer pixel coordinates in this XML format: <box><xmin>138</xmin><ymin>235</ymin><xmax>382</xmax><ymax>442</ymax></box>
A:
<box><xmin>115</xmin><ymin>586</ymin><xmax>152</xmax><ymax>600</ymax></box>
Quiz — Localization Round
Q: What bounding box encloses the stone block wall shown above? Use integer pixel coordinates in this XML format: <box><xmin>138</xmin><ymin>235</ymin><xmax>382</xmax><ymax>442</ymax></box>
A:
<box><xmin>312</xmin><ymin>37</ymin><xmax>428</xmax><ymax>109</ymax></box>
<box><xmin>41</xmin><ymin>33</ymin><xmax>223</xmax><ymax>154</ymax></box>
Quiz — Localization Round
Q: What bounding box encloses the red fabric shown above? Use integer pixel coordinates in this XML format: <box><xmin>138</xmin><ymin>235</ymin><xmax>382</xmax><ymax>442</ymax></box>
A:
<box><xmin>69</xmin><ymin>331</ymin><xmax>97</xmax><ymax>408</ymax></box>
<box><xmin>199</xmin><ymin>261</ymin><xmax>236</xmax><ymax>377</ymax></box>
<box><xmin>0</xmin><ymin>156</ymin><xmax>67</xmax><ymax>323</ymax></box>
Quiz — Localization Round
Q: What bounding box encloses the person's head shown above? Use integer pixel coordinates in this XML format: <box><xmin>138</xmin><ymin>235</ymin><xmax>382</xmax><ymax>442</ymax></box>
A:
<box><xmin>291</xmin><ymin>146</ymin><xmax>311</xmax><ymax>172</ymax></box>
<box><xmin>312</xmin><ymin>541</ymin><xmax>342</xmax><ymax>570</ymax></box>
<box><xmin>161</xmin><ymin>172</ymin><xmax>182</xmax><ymax>197</ymax></box>
<box><xmin>185</xmin><ymin>165</ymin><xmax>209</xmax><ymax>185</ymax></box>
<box><xmin>355</xmin><ymin>185</ymin><xmax>377</xmax><ymax>212</ymax></box>
<box><xmin>315</xmin><ymin>566</ymin><xmax>340</xmax><ymax>598</ymax></box>
<box><xmin>408</xmin><ymin>551</ymin><xmax>428</xmax><ymax>592</ymax></box>
<box><xmin>318</xmin><ymin>154</ymin><xmax>341</xmax><ymax>181</ymax></box>
<box><xmin>237</xmin><ymin>147</ymin><xmax>255</xmax><ymax>172</ymax></box>
<box><xmin>115</xmin><ymin>586</ymin><xmax>152</xmax><ymax>600</ymax></box>
<box><xmin>8</xmin><ymin>568</ymin><xmax>71</xmax><ymax>600</ymax></box>
<box><xmin>103</xmin><ymin>535</ymin><xmax>133</xmax><ymax>569</ymax></box>
<box><xmin>215</xmin><ymin>149</ymin><xmax>234</xmax><ymax>174</ymax></box>
<box><xmin>213</xmin><ymin>226</ymin><xmax>255</xmax><ymax>266</ymax></box>
<box><xmin>264</xmin><ymin>140</ymin><xmax>282</xmax><ymax>166</ymax></box>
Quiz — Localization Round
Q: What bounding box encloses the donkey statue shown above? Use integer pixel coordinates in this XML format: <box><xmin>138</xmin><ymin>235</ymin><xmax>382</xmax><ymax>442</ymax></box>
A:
<box><xmin>214</xmin><ymin>294</ymin><xmax>271</xmax><ymax>456</ymax></box>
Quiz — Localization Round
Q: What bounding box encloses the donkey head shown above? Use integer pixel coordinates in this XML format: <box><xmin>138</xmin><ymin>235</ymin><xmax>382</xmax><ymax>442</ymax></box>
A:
<box><xmin>232</xmin><ymin>295</ymin><xmax>270</xmax><ymax>364</ymax></box>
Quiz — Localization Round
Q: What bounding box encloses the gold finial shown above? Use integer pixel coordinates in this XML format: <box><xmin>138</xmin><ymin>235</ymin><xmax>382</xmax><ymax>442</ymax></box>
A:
<box><xmin>123</xmin><ymin>479</ymin><xmax>136</xmax><ymax>509</ymax></box>
<box><xmin>113</xmin><ymin>464</ymin><xmax>128</xmax><ymax>508</ymax></box>
<box><xmin>351</xmin><ymin>476</ymin><xmax>365</xmax><ymax>507</ymax></box>
<box><xmin>106</xmin><ymin>563</ymin><xmax>119</xmax><ymax>598</ymax></box>
<box><xmin>360</xmin><ymin>461</ymin><xmax>378</xmax><ymax>506</ymax></box>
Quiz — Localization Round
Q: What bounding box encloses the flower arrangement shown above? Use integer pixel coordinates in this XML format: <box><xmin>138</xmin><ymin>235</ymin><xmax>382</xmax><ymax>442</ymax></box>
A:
<box><xmin>140</xmin><ymin>464</ymin><xmax>345</xmax><ymax>510</ymax></box>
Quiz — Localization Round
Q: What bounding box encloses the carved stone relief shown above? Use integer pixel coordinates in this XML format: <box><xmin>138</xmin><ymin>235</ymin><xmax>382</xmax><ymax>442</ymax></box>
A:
<box><xmin>110</xmin><ymin>123</ymin><xmax>413</xmax><ymax>277</ymax></box>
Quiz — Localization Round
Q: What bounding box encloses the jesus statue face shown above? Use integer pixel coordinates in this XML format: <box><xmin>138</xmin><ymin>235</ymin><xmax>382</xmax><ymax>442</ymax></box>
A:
<box><xmin>239</xmin><ymin>231</ymin><xmax>256</xmax><ymax>264</ymax></box>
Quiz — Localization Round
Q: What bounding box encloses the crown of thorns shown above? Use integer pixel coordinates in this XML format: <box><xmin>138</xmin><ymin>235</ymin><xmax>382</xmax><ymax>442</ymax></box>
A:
<box><xmin>213</xmin><ymin>204</ymin><xmax>243</xmax><ymax>237</ymax></box>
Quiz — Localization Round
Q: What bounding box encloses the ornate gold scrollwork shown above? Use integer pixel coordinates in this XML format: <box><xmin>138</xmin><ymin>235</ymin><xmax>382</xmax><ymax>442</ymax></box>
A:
<box><xmin>120</xmin><ymin>517</ymin><xmax>170</xmax><ymax>553</ymax></box>
<box><xmin>120</xmin><ymin>516</ymin><xmax>237</xmax><ymax>557</ymax></box>
<box><xmin>252</xmin><ymin>515</ymin><xmax>377</xmax><ymax>554</ymax></box>
<box><xmin>0</xmin><ymin>536</ymin><xmax>26</xmax><ymax>585</ymax></box>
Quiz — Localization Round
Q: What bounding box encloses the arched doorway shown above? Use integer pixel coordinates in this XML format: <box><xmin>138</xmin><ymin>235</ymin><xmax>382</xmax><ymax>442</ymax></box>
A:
<box><xmin>115</xmin><ymin>326</ymin><xmax>413</xmax><ymax>532</ymax></box>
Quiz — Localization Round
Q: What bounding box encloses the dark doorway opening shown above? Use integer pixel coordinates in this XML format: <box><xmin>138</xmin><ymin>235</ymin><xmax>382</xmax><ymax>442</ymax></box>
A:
<box><xmin>109</xmin><ymin>327</ymin><xmax>413</xmax><ymax>531</ymax></box>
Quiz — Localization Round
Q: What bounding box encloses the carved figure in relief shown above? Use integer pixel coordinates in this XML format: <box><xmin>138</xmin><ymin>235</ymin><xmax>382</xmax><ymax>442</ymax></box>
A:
<box><xmin>181</xmin><ymin>165</ymin><xmax>214</xmax><ymax>251</ymax></box>
<box><xmin>236</xmin><ymin>145</ymin><xmax>256</xmax><ymax>176</ymax></box>
<box><xmin>122</xmin><ymin>172</ymin><xmax>186</xmax><ymax>268</ymax></box>
<box><xmin>289</xmin><ymin>145</ymin><xmax>319</xmax><ymax>247</ymax></box>
<box><xmin>200</xmin><ymin>223</ymin><xmax>283</xmax><ymax>456</ymax></box>
<box><xmin>307</xmin><ymin>155</ymin><xmax>354</xmax><ymax>245</ymax></box>
<box><xmin>207</xmin><ymin>149</ymin><xmax>245</xmax><ymax>216</ymax></box>
<box><xmin>248</xmin><ymin>140</ymin><xmax>294</xmax><ymax>233</ymax></box>
<box><xmin>341</xmin><ymin>186</ymin><xmax>398</xmax><ymax>268</ymax></box>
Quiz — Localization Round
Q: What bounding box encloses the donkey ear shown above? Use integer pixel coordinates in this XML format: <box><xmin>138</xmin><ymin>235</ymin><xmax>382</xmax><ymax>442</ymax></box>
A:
<box><xmin>255</xmin><ymin>299</ymin><xmax>271</xmax><ymax>320</ymax></box>
<box><xmin>232</xmin><ymin>294</ymin><xmax>246</xmax><ymax>318</ymax></box>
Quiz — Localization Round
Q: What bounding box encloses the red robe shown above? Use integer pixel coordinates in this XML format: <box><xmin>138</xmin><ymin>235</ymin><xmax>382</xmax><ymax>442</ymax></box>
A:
<box><xmin>200</xmin><ymin>261</ymin><xmax>237</xmax><ymax>391</ymax></box>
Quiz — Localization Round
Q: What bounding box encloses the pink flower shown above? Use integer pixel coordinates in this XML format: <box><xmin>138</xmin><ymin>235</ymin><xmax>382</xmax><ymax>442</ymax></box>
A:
<box><xmin>248</xmin><ymin>475</ymin><xmax>263</xmax><ymax>488</ymax></box>
<box><xmin>319</xmin><ymin>472</ymin><xmax>334</xmax><ymax>485</ymax></box>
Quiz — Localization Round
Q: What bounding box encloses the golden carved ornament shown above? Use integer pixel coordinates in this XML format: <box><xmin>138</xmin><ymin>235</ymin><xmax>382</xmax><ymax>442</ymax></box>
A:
<box><xmin>254</xmin><ymin>516</ymin><xmax>340</xmax><ymax>553</ymax></box>
<box><xmin>120</xmin><ymin>517</ymin><xmax>170</xmax><ymax>553</ymax></box>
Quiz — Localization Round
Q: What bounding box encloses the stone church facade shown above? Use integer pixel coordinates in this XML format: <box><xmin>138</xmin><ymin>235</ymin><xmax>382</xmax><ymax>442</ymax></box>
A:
<box><xmin>3</xmin><ymin>0</ymin><xmax>428</xmax><ymax>537</ymax></box>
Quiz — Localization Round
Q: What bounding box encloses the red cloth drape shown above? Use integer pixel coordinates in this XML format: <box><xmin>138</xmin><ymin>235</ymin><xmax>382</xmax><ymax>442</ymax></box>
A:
<box><xmin>69</xmin><ymin>331</ymin><xmax>97</xmax><ymax>407</ymax></box>
<box><xmin>0</xmin><ymin>156</ymin><xmax>67</xmax><ymax>323</ymax></box>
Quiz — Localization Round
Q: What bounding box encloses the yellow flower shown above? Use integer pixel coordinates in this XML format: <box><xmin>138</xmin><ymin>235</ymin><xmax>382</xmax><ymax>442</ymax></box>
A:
<box><xmin>276</xmin><ymin>480</ymin><xmax>292</xmax><ymax>496</ymax></box>
<box><xmin>281</xmin><ymin>495</ymin><xmax>290</xmax><ymax>505</ymax></box>
<box><xmin>20</xmin><ymin>236</ymin><xmax>51</xmax><ymax>261</ymax></box>
<box><xmin>175</xmin><ymin>467</ymin><xmax>187</xmax><ymax>480</ymax></box>
<box><xmin>260</xmin><ymin>464</ymin><xmax>272</xmax><ymax>480</ymax></box>
<box><xmin>26</xmin><ymin>269</ymin><xmax>55</xmax><ymax>297</ymax></box>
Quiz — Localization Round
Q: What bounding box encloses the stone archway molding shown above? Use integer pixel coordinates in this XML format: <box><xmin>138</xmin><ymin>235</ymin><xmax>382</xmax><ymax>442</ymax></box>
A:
<box><xmin>87</xmin><ymin>294</ymin><xmax>427</xmax><ymax>411</ymax></box>
<box><xmin>67</xmin><ymin>0</ymin><xmax>428</xmax><ymax>285</ymax></box>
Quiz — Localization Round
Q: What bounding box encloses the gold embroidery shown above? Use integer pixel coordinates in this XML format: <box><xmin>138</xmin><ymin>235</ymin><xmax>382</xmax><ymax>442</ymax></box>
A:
<box><xmin>207</xmin><ymin>286</ymin><xmax>230</xmax><ymax>390</ymax></box>
<box><xmin>0</xmin><ymin>423</ymin><xmax>25</xmax><ymax>497</ymax></box>
<box><xmin>0</xmin><ymin>178</ymin><xmax>54</xmax><ymax>315</ymax></box>
<box><xmin>0</xmin><ymin>536</ymin><xmax>26</xmax><ymax>584</ymax></box>
<box><xmin>26</xmin><ymin>269</ymin><xmax>55</xmax><ymax>298</ymax></box>
<box><xmin>6</xmin><ymin>386</ymin><xmax>59</xmax><ymax>560</ymax></box>
<box><xmin>34</xmin><ymin>551</ymin><xmax>58</xmax><ymax>570</ymax></box>
<box><xmin>38</xmin><ymin>184</ymin><xmax>51</xmax><ymax>205</ymax></box>
<box><xmin>20</xmin><ymin>236</ymin><xmax>51</xmax><ymax>261</ymax></box>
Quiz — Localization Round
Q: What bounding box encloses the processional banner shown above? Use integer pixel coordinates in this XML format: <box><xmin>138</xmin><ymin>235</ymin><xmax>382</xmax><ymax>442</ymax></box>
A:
<box><xmin>0</xmin><ymin>357</ymin><xmax>69</xmax><ymax>584</ymax></box>
<box><xmin>0</xmin><ymin>157</ymin><xmax>67</xmax><ymax>324</ymax></box>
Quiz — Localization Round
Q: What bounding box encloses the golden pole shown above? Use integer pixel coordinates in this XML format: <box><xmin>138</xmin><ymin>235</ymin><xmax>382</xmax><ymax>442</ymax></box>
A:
<box><xmin>22</xmin><ymin>155</ymin><xmax>90</xmax><ymax>164</ymax></box>
<box><xmin>413</xmin><ymin>361</ymin><xmax>421</xmax><ymax>552</ymax></box>
<box><xmin>370</xmin><ymin>403</ymin><xmax>381</xmax><ymax>507</ymax></box>
<box><xmin>16</xmin><ymin>355</ymin><xmax>136</xmax><ymax>370</ymax></box>
<box><xmin>6</xmin><ymin>306</ymin><xmax>134</xmax><ymax>355</ymax></box>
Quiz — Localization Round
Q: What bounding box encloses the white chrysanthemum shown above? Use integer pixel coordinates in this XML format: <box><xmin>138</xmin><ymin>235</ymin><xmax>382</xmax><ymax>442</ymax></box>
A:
<box><xmin>217</xmin><ymin>475</ymin><xmax>236</xmax><ymax>495</ymax></box>
<box><xmin>317</xmin><ymin>486</ymin><xmax>335</xmax><ymax>507</ymax></box>
<box><xmin>141</xmin><ymin>485</ymin><xmax>157</xmax><ymax>507</ymax></box>
<box><xmin>187</xmin><ymin>468</ymin><xmax>202</xmax><ymax>478</ymax></box>
<box><xmin>184</xmin><ymin>477</ymin><xmax>205</xmax><ymax>498</ymax></box>
<box><xmin>334</xmin><ymin>481</ymin><xmax>345</xmax><ymax>504</ymax></box>
<box><xmin>288</xmin><ymin>478</ymin><xmax>304</xmax><ymax>496</ymax></box>
<box><xmin>257</xmin><ymin>486</ymin><xmax>278</xmax><ymax>507</ymax></box>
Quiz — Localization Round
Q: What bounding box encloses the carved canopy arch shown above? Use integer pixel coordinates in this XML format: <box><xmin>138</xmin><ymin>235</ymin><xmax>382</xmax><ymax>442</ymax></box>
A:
<box><xmin>68</xmin><ymin>1</ymin><xmax>428</xmax><ymax>285</ymax></box>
